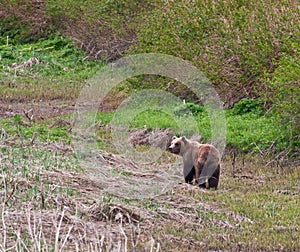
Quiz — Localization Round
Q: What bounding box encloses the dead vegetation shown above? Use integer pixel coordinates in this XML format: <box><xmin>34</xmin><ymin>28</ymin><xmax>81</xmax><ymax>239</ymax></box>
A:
<box><xmin>0</xmin><ymin>145</ymin><xmax>254</xmax><ymax>251</ymax></box>
<box><xmin>129</xmin><ymin>127</ymin><xmax>174</xmax><ymax>149</ymax></box>
<box><xmin>0</xmin><ymin>129</ymin><xmax>299</xmax><ymax>251</ymax></box>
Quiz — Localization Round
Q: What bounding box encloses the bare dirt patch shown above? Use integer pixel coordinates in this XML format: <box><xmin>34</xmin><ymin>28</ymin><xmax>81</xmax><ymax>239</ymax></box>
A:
<box><xmin>0</xmin><ymin>100</ymin><xmax>76</xmax><ymax>120</ymax></box>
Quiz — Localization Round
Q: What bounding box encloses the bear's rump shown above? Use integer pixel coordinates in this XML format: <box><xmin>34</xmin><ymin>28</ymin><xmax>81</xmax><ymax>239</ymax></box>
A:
<box><xmin>196</xmin><ymin>145</ymin><xmax>220</xmax><ymax>188</ymax></box>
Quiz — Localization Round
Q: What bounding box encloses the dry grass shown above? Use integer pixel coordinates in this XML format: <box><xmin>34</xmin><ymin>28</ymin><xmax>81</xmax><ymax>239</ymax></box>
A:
<box><xmin>0</xmin><ymin>133</ymin><xmax>299</xmax><ymax>251</ymax></box>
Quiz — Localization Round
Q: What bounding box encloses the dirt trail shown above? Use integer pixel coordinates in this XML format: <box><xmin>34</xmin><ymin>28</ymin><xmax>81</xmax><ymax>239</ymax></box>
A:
<box><xmin>0</xmin><ymin>100</ymin><xmax>76</xmax><ymax>119</ymax></box>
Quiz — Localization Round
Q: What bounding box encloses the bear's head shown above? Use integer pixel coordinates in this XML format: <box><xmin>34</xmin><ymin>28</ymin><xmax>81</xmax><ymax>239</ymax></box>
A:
<box><xmin>168</xmin><ymin>136</ymin><xmax>188</xmax><ymax>155</ymax></box>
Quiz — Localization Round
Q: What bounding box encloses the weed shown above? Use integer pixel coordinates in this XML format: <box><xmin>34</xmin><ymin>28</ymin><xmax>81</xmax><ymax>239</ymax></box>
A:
<box><xmin>230</xmin><ymin>98</ymin><xmax>264</xmax><ymax>116</ymax></box>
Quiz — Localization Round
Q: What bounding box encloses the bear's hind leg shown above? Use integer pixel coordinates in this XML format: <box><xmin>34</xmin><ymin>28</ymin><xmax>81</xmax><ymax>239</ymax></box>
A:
<box><xmin>208</xmin><ymin>164</ymin><xmax>220</xmax><ymax>189</ymax></box>
<box><xmin>184</xmin><ymin>166</ymin><xmax>195</xmax><ymax>184</ymax></box>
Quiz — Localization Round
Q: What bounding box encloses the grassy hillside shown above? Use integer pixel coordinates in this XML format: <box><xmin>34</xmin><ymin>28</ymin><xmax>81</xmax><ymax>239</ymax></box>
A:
<box><xmin>133</xmin><ymin>0</ymin><xmax>299</xmax><ymax>102</ymax></box>
<box><xmin>130</xmin><ymin>0</ymin><xmax>299</xmax><ymax>153</ymax></box>
<box><xmin>0</xmin><ymin>0</ymin><xmax>299</xmax><ymax>251</ymax></box>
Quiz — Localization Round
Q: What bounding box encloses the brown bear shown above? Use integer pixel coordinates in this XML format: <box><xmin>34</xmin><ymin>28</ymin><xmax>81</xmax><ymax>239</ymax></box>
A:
<box><xmin>168</xmin><ymin>136</ymin><xmax>221</xmax><ymax>189</ymax></box>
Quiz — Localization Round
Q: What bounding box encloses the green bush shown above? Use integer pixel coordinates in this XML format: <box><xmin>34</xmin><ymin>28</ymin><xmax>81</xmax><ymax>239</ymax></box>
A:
<box><xmin>171</xmin><ymin>101</ymin><xmax>292</xmax><ymax>153</ymax></box>
<box><xmin>230</xmin><ymin>98</ymin><xmax>264</xmax><ymax>116</ymax></box>
<box><xmin>174</xmin><ymin>102</ymin><xmax>206</xmax><ymax>117</ymax></box>
<box><xmin>226</xmin><ymin>113</ymin><xmax>289</xmax><ymax>153</ymax></box>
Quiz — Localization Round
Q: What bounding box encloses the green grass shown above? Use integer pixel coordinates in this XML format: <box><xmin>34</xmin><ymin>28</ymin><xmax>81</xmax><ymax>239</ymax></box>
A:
<box><xmin>0</xmin><ymin>35</ymin><xmax>102</xmax><ymax>77</ymax></box>
<box><xmin>132</xmin><ymin>0</ymin><xmax>299</xmax><ymax>94</ymax></box>
<box><xmin>0</xmin><ymin>115</ymin><xmax>70</xmax><ymax>144</ymax></box>
<box><xmin>130</xmin><ymin>109</ymin><xmax>177</xmax><ymax>130</ymax></box>
<box><xmin>92</xmin><ymin>99</ymin><xmax>292</xmax><ymax>155</ymax></box>
<box><xmin>194</xmin><ymin>173</ymin><xmax>299</xmax><ymax>250</ymax></box>
<box><xmin>0</xmin><ymin>35</ymin><xmax>104</xmax><ymax>101</ymax></box>
<box><xmin>156</xmin><ymin>161</ymin><xmax>299</xmax><ymax>250</ymax></box>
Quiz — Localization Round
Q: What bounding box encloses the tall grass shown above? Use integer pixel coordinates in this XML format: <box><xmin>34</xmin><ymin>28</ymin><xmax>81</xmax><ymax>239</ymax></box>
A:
<box><xmin>134</xmin><ymin>0</ymin><xmax>298</xmax><ymax>91</ymax></box>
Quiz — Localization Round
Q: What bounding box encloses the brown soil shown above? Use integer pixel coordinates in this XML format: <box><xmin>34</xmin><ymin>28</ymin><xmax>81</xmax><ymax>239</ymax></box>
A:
<box><xmin>0</xmin><ymin>99</ymin><xmax>76</xmax><ymax>119</ymax></box>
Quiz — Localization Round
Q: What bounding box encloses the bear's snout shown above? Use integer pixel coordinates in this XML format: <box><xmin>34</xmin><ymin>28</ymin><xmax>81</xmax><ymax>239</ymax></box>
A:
<box><xmin>168</xmin><ymin>147</ymin><xmax>173</xmax><ymax>152</ymax></box>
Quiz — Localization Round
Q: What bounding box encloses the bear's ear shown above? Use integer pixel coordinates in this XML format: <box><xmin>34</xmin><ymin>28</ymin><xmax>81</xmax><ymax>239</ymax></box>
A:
<box><xmin>172</xmin><ymin>136</ymin><xmax>177</xmax><ymax>140</ymax></box>
<box><xmin>181</xmin><ymin>136</ymin><xmax>187</xmax><ymax>143</ymax></box>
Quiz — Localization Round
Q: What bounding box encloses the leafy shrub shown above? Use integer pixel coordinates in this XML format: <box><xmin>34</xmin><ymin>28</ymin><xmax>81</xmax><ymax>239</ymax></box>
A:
<box><xmin>230</xmin><ymin>98</ymin><xmax>264</xmax><ymax>116</ymax></box>
<box><xmin>226</xmin><ymin>113</ymin><xmax>289</xmax><ymax>153</ymax></box>
<box><xmin>174</xmin><ymin>102</ymin><xmax>206</xmax><ymax>117</ymax></box>
<box><xmin>186</xmin><ymin>102</ymin><xmax>206</xmax><ymax>116</ymax></box>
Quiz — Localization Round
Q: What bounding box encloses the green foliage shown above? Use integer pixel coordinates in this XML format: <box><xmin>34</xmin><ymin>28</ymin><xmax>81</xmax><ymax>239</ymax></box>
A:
<box><xmin>186</xmin><ymin>102</ymin><xmax>206</xmax><ymax>116</ymax></box>
<box><xmin>94</xmin><ymin>101</ymin><xmax>291</xmax><ymax>154</ymax></box>
<box><xmin>46</xmin><ymin>0</ymin><xmax>145</xmax><ymax>23</ymax></box>
<box><xmin>0</xmin><ymin>0</ymin><xmax>53</xmax><ymax>43</ymax></box>
<box><xmin>13</xmin><ymin>114</ymin><xmax>23</xmax><ymax>125</ymax></box>
<box><xmin>263</xmin><ymin>55</ymin><xmax>300</xmax><ymax>150</ymax></box>
<box><xmin>0</xmin><ymin>35</ymin><xmax>103</xmax><ymax>100</ymax></box>
<box><xmin>226</xmin><ymin>113</ymin><xmax>288</xmax><ymax>152</ymax></box>
<box><xmin>45</xmin><ymin>0</ymin><xmax>155</xmax><ymax>60</ymax></box>
<box><xmin>230</xmin><ymin>98</ymin><xmax>264</xmax><ymax>116</ymax></box>
<box><xmin>1</xmin><ymin>116</ymin><xmax>70</xmax><ymax>143</ymax></box>
<box><xmin>0</xmin><ymin>35</ymin><xmax>102</xmax><ymax>77</ymax></box>
<box><xmin>1</xmin><ymin>0</ymin><xmax>298</xmax><ymax>156</ymax></box>
<box><xmin>95</xmin><ymin>112</ymin><xmax>115</xmax><ymax>126</ymax></box>
<box><xmin>131</xmin><ymin>109</ymin><xmax>177</xmax><ymax>131</ymax></box>
<box><xmin>175</xmin><ymin>102</ymin><xmax>206</xmax><ymax>117</ymax></box>
<box><xmin>1</xmin><ymin>0</ymin><xmax>155</xmax><ymax>60</ymax></box>
<box><xmin>0</xmin><ymin>21</ymin><xmax>22</xmax><ymax>45</ymax></box>
<box><xmin>132</xmin><ymin>0</ymin><xmax>299</xmax><ymax>105</ymax></box>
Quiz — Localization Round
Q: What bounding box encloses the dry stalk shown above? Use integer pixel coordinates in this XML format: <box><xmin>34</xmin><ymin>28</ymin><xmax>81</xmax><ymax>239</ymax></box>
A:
<box><xmin>14</xmin><ymin>227</ymin><xmax>30</xmax><ymax>252</ymax></box>
<box><xmin>60</xmin><ymin>225</ymin><xmax>73</xmax><ymax>252</ymax></box>
<box><xmin>149</xmin><ymin>237</ymin><xmax>156</xmax><ymax>252</ymax></box>
<box><xmin>1</xmin><ymin>173</ymin><xmax>7</xmax><ymax>251</ymax></box>
<box><xmin>54</xmin><ymin>207</ymin><xmax>66</xmax><ymax>252</ymax></box>
<box><xmin>119</xmin><ymin>221</ymin><xmax>128</xmax><ymax>252</ymax></box>
<box><xmin>26</xmin><ymin>208</ymin><xmax>35</xmax><ymax>251</ymax></box>
<box><xmin>1</xmin><ymin>208</ymin><xmax>6</xmax><ymax>252</ymax></box>
<box><xmin>156</xmin><ymin>242</ymin><xmax>161</xmax><ymax>252</ymax></box>
<box><xmin>130</xmin><ymin>223</ymin><xmax>140</xmax><ymax>251</ymax></box>
<box><xmin>99</xmin><ymin>235</ymin><xmax>105</xmax><ymax>252</ymax></box>
<box><xmin>23</xmin><ymin>109</ymin><xmax>34</xmax><ymax>123</ymax></box>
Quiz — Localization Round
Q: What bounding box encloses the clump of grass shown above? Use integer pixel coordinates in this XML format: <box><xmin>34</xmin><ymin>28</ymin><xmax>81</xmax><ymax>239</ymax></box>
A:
<box><xmin>130</xmin><ymin>109</ymin><xmax>177</xmax><ymax>131</ymax></box>
<box><xmin>0</xmin><ymin>114</ymin><xmax>70</xmax><ymax>144</ymax></box>
<box><xmin>1</xmin><ymin>35</ymin><xmax>102</xmax><ymax>77</ymax></box>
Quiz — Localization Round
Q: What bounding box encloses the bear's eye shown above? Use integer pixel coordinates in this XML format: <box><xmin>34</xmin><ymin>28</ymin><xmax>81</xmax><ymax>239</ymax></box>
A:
<box><xmin>175</xmin><ymin>143</ymin><xmax>179</xmax><ymax>146</ymax></box>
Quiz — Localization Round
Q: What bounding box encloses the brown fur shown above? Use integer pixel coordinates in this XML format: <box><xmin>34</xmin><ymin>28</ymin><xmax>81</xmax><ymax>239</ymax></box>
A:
<box><xmin>168</xmin><ymin>136</ymin><xmax>221</xmax><ymax>189</ymax></box>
